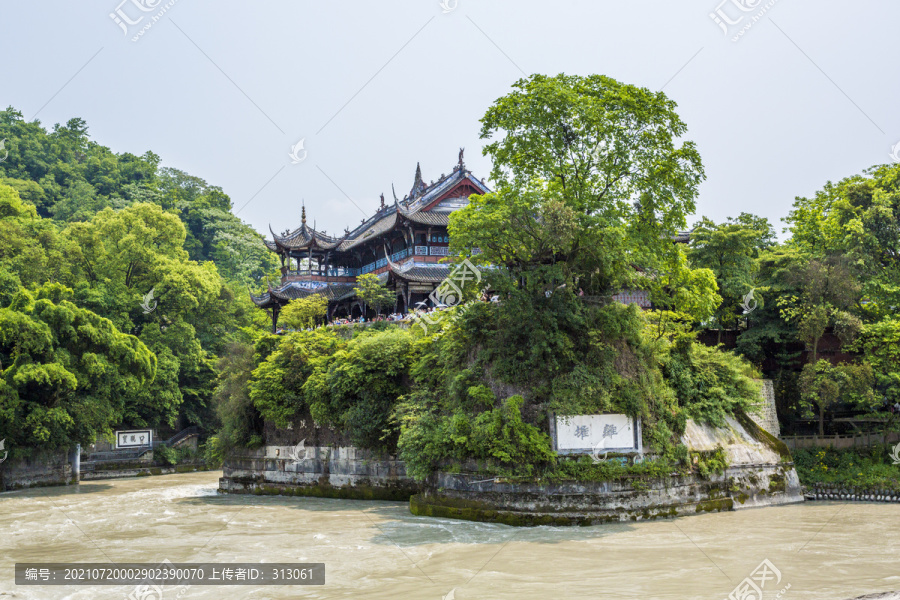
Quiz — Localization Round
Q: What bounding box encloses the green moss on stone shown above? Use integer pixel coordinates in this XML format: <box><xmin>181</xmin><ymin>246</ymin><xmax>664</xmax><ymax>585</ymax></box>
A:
<box><xmin>735</xmin><ymin>409</ymin><xmax>793</xmax><ymax>461</ymax></box>
<box><xmin>249</xmin><ymin>482</ymin><xmax>416</xmax><ymax>502</ymax></box>
<box><xmin>695</xmin><ymin>498</ymin><xmax>733</xmax><ymax>513</ymax></box>
<box><xmin>768</xmin><ymin>474</ymin><xmax>786</xmax><ymax>493</ymax></box>
<box><xmin>409</xmin><ymin>494</ymin><xmax>587</xmax><ymax>527</ymax></box>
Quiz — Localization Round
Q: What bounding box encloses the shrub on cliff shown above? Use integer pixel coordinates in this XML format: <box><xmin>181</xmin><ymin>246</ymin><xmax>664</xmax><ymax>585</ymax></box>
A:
<box><xmin>303</xmin><ymin>328</ymin><xmax>417</xmax><ymax>452</ymax></box>
<box><xmin>661</xmin><ymin>332</ymin><xmax>762</xmax><ymax>427</ymax></box>
<box><xmin>248</xmin><ymin>329</ymin><xmax>345</xmax><ymax>428</ymax></box>
<box><xmin>396</xmin><ymin>392</ymin><xmax>556</xmax><ymax>481</ymax></box>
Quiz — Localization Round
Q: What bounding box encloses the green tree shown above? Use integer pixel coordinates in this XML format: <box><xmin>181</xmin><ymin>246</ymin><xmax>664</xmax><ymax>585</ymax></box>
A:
<box><xmin>249</xmin><ymin>330</ymin><xmax>345</xmax><ymax>429</ymax></box>
<box><xmin>851</xmin><ymin>318</ymin><xmax>900</xmax><ymax>404</ymax></box>
<box><xmin>304</xmin><ymin>329</ymin><xmax>416</xmax><ymax>450</ymax></box>
<box><xmin>210</xmin><ymin>335</ymin><xmax>267</xmax><ymax>453</ymax></box>
<box><xmin>800</xmin><ymin>360</ymin><xmax>876</xmax><ymax>436</ymax></box>
<box><xmin>353</xmin><ymin>273</ymin><xmax>394</xmax><ymax>315</ymax></box>
<box><xmin>280</xmin><ymin>295</ymin><xmax>328</xmax><ymax>330</ymax></box>
<box><xmin>65</xmin><ymin>203</ymin><xmax>228</xmax><ymax>429</ymax></box>
<box><xmin>454</xmin><ymin>73</ymin><xmax>704</xmax><ymax>296</ymax></box>
<box><xmin>787</xmin><ymin>163</ymin><xmax>900</xmax><ymax>318</ymax></box>
<box><xmin>0</xmin><ymin>284</ymin><xmax>155</xmax><ymax>454</ymax></box>
<box><xmin>688</xmin><ymin>213</ymin><xmax>775</xmax><ymax>340</ymax></box>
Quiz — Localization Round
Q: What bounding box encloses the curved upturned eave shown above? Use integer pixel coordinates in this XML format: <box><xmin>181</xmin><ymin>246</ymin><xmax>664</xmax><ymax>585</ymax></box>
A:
<box><xmin>269</xmin><ymin>223</ymin><xmax>348</xmax><ymax>252</ymax></box>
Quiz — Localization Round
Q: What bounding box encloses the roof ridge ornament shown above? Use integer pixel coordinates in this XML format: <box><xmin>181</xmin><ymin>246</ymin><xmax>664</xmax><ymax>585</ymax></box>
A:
<box><xmin>457</xmin><ymin>147</ymin><xmax>465</xmax><ymax>171</ymax></box>
<box><xmin>380</xmin><ymin>193</ymin><xmax>385</xmax><ymax>210</ymax></box>
<box><xmin>301</xmin><ymin>202</ymin><xmax>307</xmax><ymax>225</ymax></box>
<box><xmin>410</xmin><ymin>162</ymin><xmax>426</xmax><ymax>198</ymax></box>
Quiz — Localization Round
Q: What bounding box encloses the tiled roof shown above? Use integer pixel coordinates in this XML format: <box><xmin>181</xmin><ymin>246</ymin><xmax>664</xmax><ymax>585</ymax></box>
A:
<box><xmin>270</xmin><ymin>223</ymin><xmax>346</xmax><ymax>251</ymax></box>
<box><xmin>251</xmin><ymin>282</ymin><xmax>357</xmax><ymax>306</ymax></box>
<box><xmin>397</xmin><ymin>206</ymin><xmax>450</xmax><ymax>226</ymax></box>
<box><xmin>249</xmin><ymin>290</ymin><xmax>273</xmax><ymax>307</ymax></box>
<box><xmin>338</xmin><ymin>212</ymin><xmax>399</xmax><ymax>251</ymax></box>
<box><xmin>264</xmin><ymin>155</ymin><xmax>491</xmax><ymax>255</ymax></box>
<box><xmin>405</xmin><ymin>167</ymin><xmax>490</xmax><ymax>212</ymax></box>
<box><xmin>389</xmin><ymin>263</ymin><xmax>451</xmax><ymax>283</ymax></box>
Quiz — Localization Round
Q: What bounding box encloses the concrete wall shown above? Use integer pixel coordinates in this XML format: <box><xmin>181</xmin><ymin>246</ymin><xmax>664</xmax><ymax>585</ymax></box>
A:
<box><xmin>0</xmin><ymin>452</ymin><xmax>72</xmax><ymax>491</ymax></box>
<box><xmin>682</xmin><ymin>413</ymin><xmax>802</xmax><ymax>509</ymax></box>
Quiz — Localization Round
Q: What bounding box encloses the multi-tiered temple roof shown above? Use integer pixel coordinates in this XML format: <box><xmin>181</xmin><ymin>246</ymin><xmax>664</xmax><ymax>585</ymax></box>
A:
<box><xmin>252</xmin><ymin>150</ymin><xmax>490</xmax><ymax>328</ymax></box>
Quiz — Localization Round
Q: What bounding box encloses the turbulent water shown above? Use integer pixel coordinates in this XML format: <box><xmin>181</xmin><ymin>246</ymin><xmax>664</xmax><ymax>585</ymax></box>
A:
<box><xmin>1</xmin><ymin>472</ymin><xmax>898</xmax><ymax>599</ymax></box>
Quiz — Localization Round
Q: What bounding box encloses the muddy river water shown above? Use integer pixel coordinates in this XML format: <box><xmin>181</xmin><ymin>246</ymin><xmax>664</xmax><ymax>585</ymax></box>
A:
<box><xmin>1</xmin><ymin>472</ymin><xmax>898</xmax><ymax>599</ymax></box>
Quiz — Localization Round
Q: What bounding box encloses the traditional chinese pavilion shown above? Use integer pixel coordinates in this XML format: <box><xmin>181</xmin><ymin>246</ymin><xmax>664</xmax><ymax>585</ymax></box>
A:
<box><xmin>251</xmin><ymin>150</ymin><xmax>490</xmax><ymax>331</ymax></box>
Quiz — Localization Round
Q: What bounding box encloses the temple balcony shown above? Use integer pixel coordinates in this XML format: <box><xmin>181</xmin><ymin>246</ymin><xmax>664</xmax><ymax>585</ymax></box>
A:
<box><xmin>281</xmin><ymin>270</ymin><xmax>357</xmax><ymax>284</ymax></box>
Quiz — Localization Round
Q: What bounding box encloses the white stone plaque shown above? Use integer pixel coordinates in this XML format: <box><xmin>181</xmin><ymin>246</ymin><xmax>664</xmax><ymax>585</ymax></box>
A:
<box><xmin>553</xmin><ymin>414</ymin><xmax>641</xmax><ymax>454</ymax></box>
<box><xmin>115</xmin><ymin>429</ymin><xmax>153</xmax><ymax>448</ymax></box>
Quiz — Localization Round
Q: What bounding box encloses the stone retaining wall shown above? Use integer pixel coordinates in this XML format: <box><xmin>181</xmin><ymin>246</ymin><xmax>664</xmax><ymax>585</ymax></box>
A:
<box><xmin>80</xmin><ymin>463</ymin><xmax>210</xmax><ymax>481</ymax></box>
<box><xmin>0</xmin><ymin>453</ymin><xmax>72</xmax><ymax>491</ymax></box>
<box><xmin>806</xmin><ymin>483</ymin><xmax>900</xmax><ymax>503</ymax></box>
<box><xmin>411</xmin><ymin>411</ymin><xmax>803</xmax><ymax>525</ymax></box>
<box><xmin>749</xmin><ymin>379</ymin><xmax>779</xmax><ymax>437</ymax></box>
<box><xmin>410</xmin><ymin>462</ymin><xmax>800</xmax><ymax>526</ymax></box>
<box><xmin>219</xmin><ymin>445</ymin><xmax>419</xmax><ymax>501</ymax></box>
<box><xmin>219</xmin><ymin>410</ymin><xmax>804</xmax><ymax>526</ymax></box>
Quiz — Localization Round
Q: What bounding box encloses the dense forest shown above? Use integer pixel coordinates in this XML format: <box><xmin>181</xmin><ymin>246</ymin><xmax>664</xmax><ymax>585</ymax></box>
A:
<box><xmin>0</xmin><ymin>106</ymin><xmax>276</xmax><ymax>459</ymax></box>
<box><xmin>1</xmin><ymin>71</ymin><xmax>899</xmax><ymax>479</ymax></box>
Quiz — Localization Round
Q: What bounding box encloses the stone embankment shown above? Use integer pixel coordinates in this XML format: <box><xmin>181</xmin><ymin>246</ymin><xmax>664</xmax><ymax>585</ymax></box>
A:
<box><xmin>219</xmin><ymin>445</ymin><xmax>418</xmax><ymax>501</ymax></box>
<box><xmin>411</xmin><ymin>411</ymin><xmax>803</xmax><ymax>525</ymax></box>
<box><xmin>806</xmin><ymin>483</ymin><xmax>900</xmax><ymax>503</ymax></box>
<box><xmin>220</xmin><ymin>408</ymin><xmax>805</xmax><ymax>526</ymax></box>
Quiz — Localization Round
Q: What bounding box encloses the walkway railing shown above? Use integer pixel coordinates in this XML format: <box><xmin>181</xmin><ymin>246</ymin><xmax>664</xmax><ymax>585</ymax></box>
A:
<box><xmin>782</xmin><ymin>432</ymin><xmax>900</xmax><ymax>450</ymax></box>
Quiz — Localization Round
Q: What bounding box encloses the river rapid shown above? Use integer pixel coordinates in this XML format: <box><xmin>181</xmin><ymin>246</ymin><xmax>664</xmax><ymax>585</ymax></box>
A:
<box><xmin>1</xmin><ymin>472</ymin><xmax>898</xmax><ymax>600</ymax></box>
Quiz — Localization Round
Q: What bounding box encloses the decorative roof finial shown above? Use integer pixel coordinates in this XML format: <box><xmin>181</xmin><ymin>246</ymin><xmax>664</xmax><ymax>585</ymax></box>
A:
<box><xmin>458</xmin><ymin>147</ymin><xmax>465</xmax><ymax>170</ymax></box>
<box><xmin>410</xmin><ymin>162</ymin><xmax>426</xmax><ymax>199</ymax></box>
<box><xmin>380</xmin><ymin>193</ymin><xmax>385</xmax><ymax>209</ymax></box>
<box><xmin>301</xmin><ymin>201</ymin><xmax>306</xmax><ymax>225</ymax></box>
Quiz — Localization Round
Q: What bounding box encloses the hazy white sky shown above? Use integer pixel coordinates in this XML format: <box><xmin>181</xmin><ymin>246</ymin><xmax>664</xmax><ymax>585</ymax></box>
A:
<box><xmin>1</xmin><ymin>0</ymin><xmax>898</xmax><ymax>239</ymax></box>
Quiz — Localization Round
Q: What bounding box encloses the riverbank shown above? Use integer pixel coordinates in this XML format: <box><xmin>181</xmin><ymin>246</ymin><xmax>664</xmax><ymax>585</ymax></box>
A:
<box><xmin>410</xmin><ymin>414</ymin><xmax>802</xmax><ymax>525</ymax></box>
<box><xmin>81</xmin><ymin>463</ymin><xmax>213</xmax><ymax>481</ymax></box>
<box><xmin>219</xmin><ymin>412</ymin><xmax>803</xmax><ymax>525</ymax></box>
<box><xmin>0</xmin><ymin>454</ymin><xmax>213</xmax><ymax>490</ymax></box>
<box><xmin>2</xmin><ymin>471</ymin><xmax>899</xmax><ymax>600</ymax></box>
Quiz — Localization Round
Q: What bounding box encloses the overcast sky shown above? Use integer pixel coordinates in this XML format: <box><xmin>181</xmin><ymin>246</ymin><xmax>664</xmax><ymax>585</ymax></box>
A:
<box><xmin>1</xmin><ymin>0</ymin><xmax>898</xmax><ymax>239</ymax></box>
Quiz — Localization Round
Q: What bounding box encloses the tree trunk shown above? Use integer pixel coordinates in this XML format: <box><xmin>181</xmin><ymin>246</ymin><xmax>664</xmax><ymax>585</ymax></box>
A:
<box><xmin>819</xmin><ymin>404</ymin><xmax>825</xmax><ymax>437</ymax></box>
